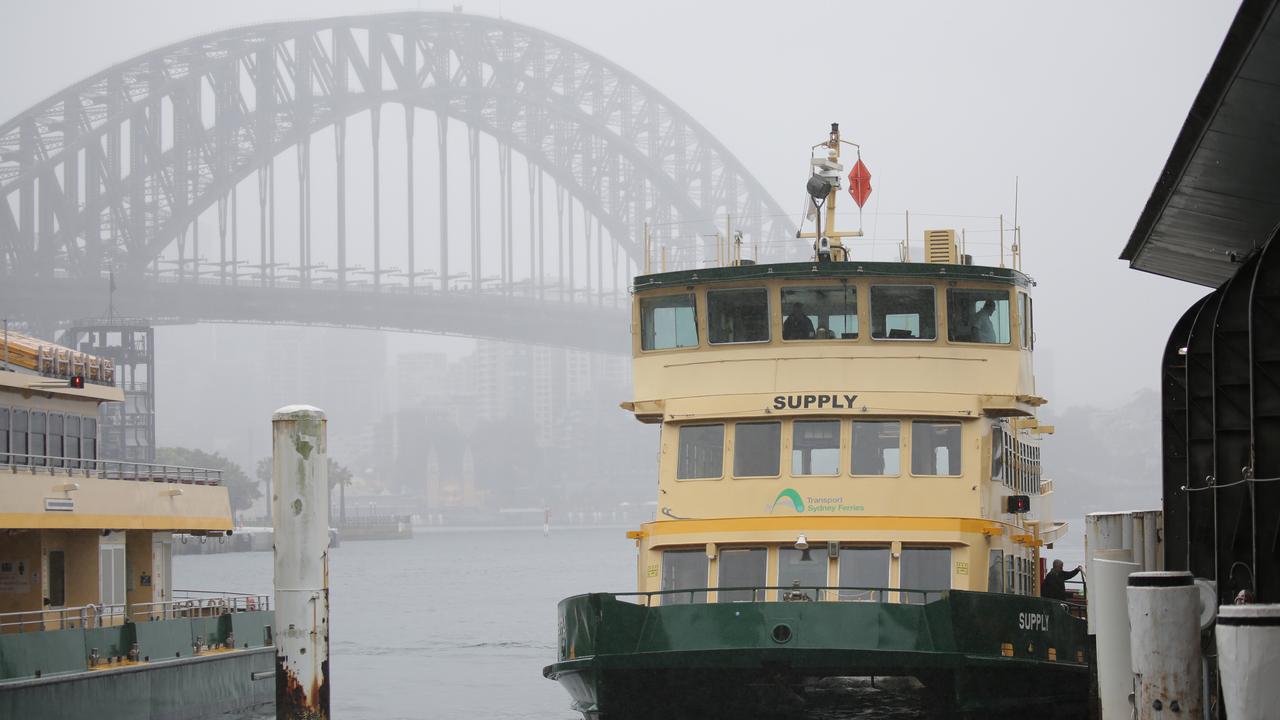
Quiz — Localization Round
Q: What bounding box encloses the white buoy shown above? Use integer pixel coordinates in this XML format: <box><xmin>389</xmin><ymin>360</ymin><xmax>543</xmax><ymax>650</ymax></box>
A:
<box><xmin>1216</xmin><ymin>604</ymin><xmax>1280</xmax><ymax>720</ymax></box>
<box><xmin>272</xmin><ymin>405</ymin><xmax>330</xmax><ymax>720</ymax></box>
<box><xmin>1126</xmin><ymin>571</ymin><xmax>1201</xmax><ymax>719</ymax></box>
<box><xmin>1093</xmin><ymin>557</ymin><xmax>1140</xmax><ymax>720</ymax></box>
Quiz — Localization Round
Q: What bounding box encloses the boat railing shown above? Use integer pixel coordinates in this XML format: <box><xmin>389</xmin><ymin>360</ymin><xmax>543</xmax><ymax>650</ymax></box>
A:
<box><xmin>131</xmin><ymin>591</ymin><xmax>271</xmax><ymax>621</ymax></box>
<box><xmin>0</xmin><ymin>602</ymin><xmax>123</xmax><ymax>632</ymax></box>
<box><xmin>0</xmin><ymin>451</ymin><xmax>222</xmax><ymax>485</ymax></box>
<box><xmin>613</xmin><ymin>585</ymin><xmax>940</xmax><ymax>607</ymax></box>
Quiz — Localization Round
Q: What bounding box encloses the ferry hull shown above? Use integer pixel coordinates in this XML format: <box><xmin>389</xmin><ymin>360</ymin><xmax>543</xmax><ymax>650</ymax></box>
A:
<box><xmin>544</xmin><ymin>591</ymin><xmax>1089</xmax><ymax>719</ymax></box>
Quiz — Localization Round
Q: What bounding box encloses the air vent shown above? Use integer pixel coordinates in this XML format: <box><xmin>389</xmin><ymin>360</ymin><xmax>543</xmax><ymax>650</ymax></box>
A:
<box><xmin>924</xmin><ymin>229</ymin><xmax>958</xmax><ymax>264</ymax></box>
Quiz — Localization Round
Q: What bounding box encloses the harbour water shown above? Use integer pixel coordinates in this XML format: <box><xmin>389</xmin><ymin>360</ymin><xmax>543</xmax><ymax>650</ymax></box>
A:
<box><xmin>178</xmin><ymin>521</ymin><xmax>1085</xmax><ymax>719</ymax></box>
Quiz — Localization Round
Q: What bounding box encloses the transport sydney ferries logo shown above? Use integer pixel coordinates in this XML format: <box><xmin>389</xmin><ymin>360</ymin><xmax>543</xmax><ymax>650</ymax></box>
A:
<box><xmin>769</xmin><ymin>488</ymin><xmax>864</xmax><ymax>514</ymax></box>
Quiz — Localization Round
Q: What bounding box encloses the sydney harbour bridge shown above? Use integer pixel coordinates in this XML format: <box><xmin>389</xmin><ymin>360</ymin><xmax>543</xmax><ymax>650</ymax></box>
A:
<box><xmin>0</xmin><ymin>11</ymin><xmax>796</xmax><ymax>353</ymax></box>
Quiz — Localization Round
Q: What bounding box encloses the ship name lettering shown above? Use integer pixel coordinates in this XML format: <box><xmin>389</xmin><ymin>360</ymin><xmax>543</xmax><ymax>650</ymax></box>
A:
<box><xmin>772</xmin><ymin>394</ymin><xmax>859</xmax><ymax>411</ymax></box>
<box><xmin>1018</xmin><ymin>612</ymin><xmax>1050</xmax><ymax>632</ymax></box>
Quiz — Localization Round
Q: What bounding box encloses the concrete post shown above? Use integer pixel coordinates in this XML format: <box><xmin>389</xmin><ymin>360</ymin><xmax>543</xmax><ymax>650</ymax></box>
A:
<box><xmin>1127</xmin><ymin>571</ymin><xmax>1201</xmax><ymax>719</ymax></box>
<box><xmin>272</xmin><ymin>405</ymin><xmax>330</xmax><ymax>720</ymax></box>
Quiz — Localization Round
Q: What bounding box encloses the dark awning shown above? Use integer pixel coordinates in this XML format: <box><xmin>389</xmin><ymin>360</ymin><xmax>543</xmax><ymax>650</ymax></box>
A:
<box><xmin>1121</xmin><ymin>0</ymin><xmax>1280</xmax><ymax>287</ymax></box>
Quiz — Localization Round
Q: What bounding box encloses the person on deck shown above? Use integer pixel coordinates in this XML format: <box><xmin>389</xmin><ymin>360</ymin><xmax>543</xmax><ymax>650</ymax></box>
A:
<box><xmin>783</xmin><ymin>303</ymin><xmax>815</xmax><ymax>339</ymax></box>
<box><xmin>1041</xmin><ymin>559</ymin><xmax>1082</xmax><ymax>601</ymax></box>
<box><xmin>974</xmin><ymin>300</ymin><xmax>998</xmax><ymax>343</ymax></box>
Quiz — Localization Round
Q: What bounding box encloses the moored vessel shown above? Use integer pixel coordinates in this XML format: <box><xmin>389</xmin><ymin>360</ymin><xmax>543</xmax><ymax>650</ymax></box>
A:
<box><xmin>544</xmin><ymin>124</ymin><xmax>1089</xmax><ymax>718</ymax></box>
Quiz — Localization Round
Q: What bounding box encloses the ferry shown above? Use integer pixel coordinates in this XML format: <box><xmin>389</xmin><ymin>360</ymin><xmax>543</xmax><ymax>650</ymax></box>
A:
<box><xmin>0</xmin><ymin>330</ymin><xmax>274</xmax><ymax>719</ymax></box>
<box><xmin>544</xmin><ymin>125</ymin><xmax>1089</xmax><ymax>718</ymax></box>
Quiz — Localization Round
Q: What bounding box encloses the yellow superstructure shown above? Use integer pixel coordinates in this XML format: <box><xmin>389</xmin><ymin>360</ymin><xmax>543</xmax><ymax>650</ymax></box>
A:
<box><xmin>623</xmin><ymin>127</ymin><xmax>1061</xmax><ymax>606</ymax></box>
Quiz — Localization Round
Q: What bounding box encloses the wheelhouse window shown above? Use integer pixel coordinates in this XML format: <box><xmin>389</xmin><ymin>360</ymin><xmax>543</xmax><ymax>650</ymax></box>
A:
<box><xmin>911</xmin><ymin>421</ymin><xmax>961</xmax><ymax>476</ymax></box>
<box><xmin>946</xmin><ymin>288</ymin><xmax>1010</xmax><ymax>344</ymax></box>
<box><xmin>870</xmin><ymin>285</ymin><xmax>936</xmax><ymax>340</ymax></box>
<box><xmin>717</xmin><ymin>548</ymin><xmax>766</xmax><ymax>602</ymax></box>
<box><xmin>640</xmin><ymin>293</ymin><xmax>698</xmax><ymax>350</ymax></box>
<box><xmin>778</xmin><ymin>547</ymin><xmax>827</xmax><ymax>601</ymax></box>
<box><xmin>851</xmin><ymin>421</ymin><xmax>900</xmax><ymax>476</ymax></box>
<box><xmin>781</xmin><ymin>286</ymin><xmax>857</xmax><ymax>340</ymax></box>
<box><xmin>708</xmin><ymin>288</ymin><xmax>769</xmax><ymax>344</ymax></box>
<box><xmin>733</xmin><ymin>422</ymin><xmax>780</xmax><ymax>478</ymax></box>
<box><xmin>839</xmin><ymin>546</ymin><xmax>890</xmax><ymax>602</ymax></box>
<box><xmin>792</xmin><ymin>420</ymin><xmax>840</xmax><ymax>476</ymax></box>
<box><xmin>1019</xmin><ymin>293</ymin><xmax>1034</xmax><ymax>349</ymax></box>
<box><xmin>899</xmin><ymin>547</ymin><xmax>951</xmax><ymax>604</ymax></box>
<box><xmin>676</xmin><ymin>424</ymin><xmax>724</xmax><ymax>480</ymax></box>
<box><xmin>661</xmin><ymin>549</ymin><xmax>708</xmax><ymax>605</ymax></box>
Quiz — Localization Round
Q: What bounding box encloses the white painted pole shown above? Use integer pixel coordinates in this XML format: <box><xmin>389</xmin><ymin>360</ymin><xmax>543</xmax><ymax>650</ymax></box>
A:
<box><xmin>1216</xmin><ymin>604</ymin><xmax>1280</xmax><ymax>720</ymax></box>
<box><xmin>272</xmin><ymin>405</ymin><xmax>330</xmax><ymax>720</ymax></box>
<box><xmin>1127</xmin><ymin>571</ymin><xmax>1201</xmax><ymax>719</ymax></box>
<box><xmin>1093</xmin><ymin>557</ymin><xmax>1140</xmax><ymax>720</ymax></box>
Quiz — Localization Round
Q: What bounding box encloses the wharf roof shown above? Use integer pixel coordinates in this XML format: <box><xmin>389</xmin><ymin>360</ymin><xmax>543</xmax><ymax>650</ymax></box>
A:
<box><xmin>633</xmin><ymin>261</ymin><xmax>1033</xmax><ymax>292</ymax></box>
<box><xmin>1122</xmin><ymin>0</ymin><xmax>1280</xmax><ymax>287</ymax></box>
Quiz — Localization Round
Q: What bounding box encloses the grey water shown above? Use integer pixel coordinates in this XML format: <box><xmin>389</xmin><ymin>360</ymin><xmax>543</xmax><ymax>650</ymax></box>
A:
<box><xmin>177</xmin><ymin>522</ymin><xmax>1089</xmax><ymax>719</ymax></box>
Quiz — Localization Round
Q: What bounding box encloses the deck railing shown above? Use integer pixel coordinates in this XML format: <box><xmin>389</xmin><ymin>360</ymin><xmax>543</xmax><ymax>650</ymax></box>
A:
<box><xmin>0</xmin><ymin>593</ymin><xmax>268</xmax><ymax>632</ymax></box>
<box><xmin>0</xmin><ymin>451</ymin><xmax>222</xmax><ymax>485</ymax></box>
<box><xmin>0</xmin><ymin>602</ymin><xmax>126</xmax><ymax>632</ymax></box>
<box><xmin>614</xmin><ymin>585</ymin><xmax>941</xmax><ymax>607</ymax></box>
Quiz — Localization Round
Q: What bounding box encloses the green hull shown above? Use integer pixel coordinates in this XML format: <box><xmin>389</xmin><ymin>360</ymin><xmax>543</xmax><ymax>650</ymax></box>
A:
<box><xmin>544</xmin><ymin>591</ymin><xmax>1089</xmax><ymax>719</ymax></box>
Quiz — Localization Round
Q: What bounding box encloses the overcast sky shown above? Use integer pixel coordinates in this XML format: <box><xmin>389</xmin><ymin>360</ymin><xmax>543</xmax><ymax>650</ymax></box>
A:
<box><xmin>1</xmin><ymin>1</ymin><xmax>1242</xmax><ymax>411</ymax></box>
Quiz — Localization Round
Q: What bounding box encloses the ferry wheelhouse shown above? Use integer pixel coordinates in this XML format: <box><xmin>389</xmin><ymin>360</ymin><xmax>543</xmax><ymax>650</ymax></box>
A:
<box><xmin>0</xmin><ymin>331</ymin><xmax>274</xmax><ymax>718</ymax></box>
<box><xmin>546</xmin><ymin>125</ymin><xmax>1089</xmax><ymax>718</ymax></box>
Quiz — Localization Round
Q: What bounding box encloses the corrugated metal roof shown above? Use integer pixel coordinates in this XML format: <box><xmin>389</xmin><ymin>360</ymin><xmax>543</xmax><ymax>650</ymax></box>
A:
<box><xmin>1122</xmin><ymin>0</ymin><xmax>1280</xmax><ymax>287</ymax></box>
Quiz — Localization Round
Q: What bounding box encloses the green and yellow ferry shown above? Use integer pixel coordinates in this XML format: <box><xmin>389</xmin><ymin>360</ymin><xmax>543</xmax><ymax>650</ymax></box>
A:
<box><xmin>544</xmin><ymin>125</ymin><xmax>1089</xmax><ymax>718</ymax></box>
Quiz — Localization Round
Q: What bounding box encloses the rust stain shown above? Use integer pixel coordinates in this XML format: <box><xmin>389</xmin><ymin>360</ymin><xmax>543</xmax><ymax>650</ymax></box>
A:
<box><xmin>276</xmin><ymin>654</ymin><xmax>328</xmax><ymax>719</ymax></box>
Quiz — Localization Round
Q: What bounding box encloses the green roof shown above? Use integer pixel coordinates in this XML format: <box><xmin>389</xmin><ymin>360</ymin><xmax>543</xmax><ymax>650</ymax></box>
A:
<box><xmin>633</xmin><ymin>261</ymin><xmax>1033</xmax><ymax>291</ymax></box>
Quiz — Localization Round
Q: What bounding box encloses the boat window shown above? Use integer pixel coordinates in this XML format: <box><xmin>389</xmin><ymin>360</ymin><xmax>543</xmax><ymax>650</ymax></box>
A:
<box><xmin>990</xmin><ymin>423</ymin><xmax>1005</xmax><ymax>482</ymax></box>
<box><xmin>838</xmin><ymin>546</ymin><xmax>891</xmax><ymax>602</ymax></box>
<box><xmin>47</xmin><ymin>414</ymin><xmax>63</xmax><ymax>468</ymax></box>
<box><xmin>1007</xmin><ymin>555</ymin><xmax>1016</xmax><ymax>594</ymax></box>
<box><xmin>11</xmin><ymin>409</ymin><xmax>27</xmax><ymax>465</ymax></box>
<box><xmin>851</xmin><ymin>421</ymin><xmax>900</xmax><ymax>476</ymax></box>
<box><xmin>733</xmin><ymin>422</ymin><xmax>780</xmax><ymax>477</ymax></box>
<box><xmin>946</xmin><ymin>288</ymin><xmax>1010</xmax><ymax>344</ymax></box>
<box><xmin>792</xmin><ymin>420</ymin><xmax>840</xmax><ymax>476</ymax></box>
<box><xmin>82</xmin><ymin>417</ymin><xmax>97</xmax><ymax>462</ymax></box>
<box><xmin>29</xmin><ymin>411</ymin><xmax>46</xmax><ymax>467</ymax></box>
<box><xmin>708</xmin><ymin>288</ymin><xmax>769</xmax><ymax>344</ymax></box>
<box><xmin>911</xmin><ymin>421</ymin><xmax>961</xmax><ymax>476</ymax></box>
<box><xmin>676</xmin><ymin>424</ymin><xmax>724</xmax><ymax>480</ymax></box>
<box><xmin>1019</xmin><ymin>293</ymin><xmax>1034</xmax><ymax>349</ymax></box>
<box><xmin>899</xmin><ymin>547</ymin><xmax>951</xmax><ymax>604</ymax></box>
<box><xmin>640</xmin><ymin>293</ymin><xmax>698</xmax><ymax>351</ymax></box>
<box><xmin>781</xmin><ymin>286</ymin><xmax>857</xmax><ymax>340</ymax></box>
<box><xmin>48</xmin><ymin>550</ymin><xmax>66</xmax><ymax>607</ymax></box>
<box><xmin>0</xmin><ymin>408</ymin><xmax>8</xmax><ymax>462</ymax></box>
<box><xmin>778</xmin><ymin>547</ymin><xmax>827</xmax><ymax>601</ymax></box>
<box><xmin>661</xmin><ymin>549</ymin><xmax>708</xmax><ymax>605</ymax></box>
<box><xmin>64</xmin><ymin>415</ymin><xmax>80</xmax><ymax>468</ymax></box>
<box><xmin>717</xmin><ymin>548</ymin><xmax>766</xmax><ymax>602</ymax></box>
<box><xmin>870</xmin><ymin>285</ymin><xmax>936</xmax><ymax>340</ymax></box>
<box><xmin>988</xmin><ymin>550</ymin><xmax>1004</xmax><ymax>593</ymax></box>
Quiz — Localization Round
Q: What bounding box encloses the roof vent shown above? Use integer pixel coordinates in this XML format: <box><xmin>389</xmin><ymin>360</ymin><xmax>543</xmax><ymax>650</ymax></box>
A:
<box><xmin>924</xmin><ymin>229</ymin><xmax>958</xmax><ymax>264</ymax></box>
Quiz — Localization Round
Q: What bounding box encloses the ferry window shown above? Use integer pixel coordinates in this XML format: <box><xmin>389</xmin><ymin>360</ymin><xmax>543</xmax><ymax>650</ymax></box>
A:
<box><xmin>717</xmin><ymin>548</ymin><xmax>766</xmax><ymax>602</ymax></box>
<box><xmin>29</xmin><ymin>411</ymin><xmax>46</xmax><ymax>466</ymax></box>
<box><xmin>676</xmin><ymin>424</ymin><xmax>724</xmax><ymax>480</ymax></box>
<box><xmin>911</xmin><ymin>421</ymin><xmax>961</xmax><ymax>476</ymax></box>
<box><xmin>779</xmin><ymin>547</ymin><xmax>827</xmax><ymax>601</ymax></box>
<box><xmin>48</xmin><ymin>550</ymin><xmax>66</xmax><ymax>607</ymax></box>
<box><xmin>899</xmin><ymin>547</ymin><xmax>951</xmax><ymax>604</ymax></box>
<box><xmin>708</xmin><ymin>288</ymin><xmax>769</xmax><ymax>344</ymax></box>
<box><xmin>82</xmin><ymin>417</ymin><xmax>98</xmax><ymax>462</ymax></box>
<box><xmin>733</xmin><ymin>422</ymin><xmax>780</xmax><ymax>478</ymax></box>
<box><xmin>661</xmin><ymin>549</ymin><xmax>708</xmax><ymax>604</ymax></box>
<box><xmin>838</xmin><ymin>547</ymin><xmax>891</xmax><ymax>602</ymax></box>
<box><xmin>12</xmin><ymin>409</ymin><xmax>27</xmax><ymax>465</ymax></box>
<box><xmin>1019</xmin><ymin>293</ymin><xmax>1034</xmax><ymax>349</ymax></box>
<box><xmin>792</xmin><ymin>420</ymin><xmax>840</xmax><ymax>476</ymax></box>
<box><xmin>1007</xmin><ymin>555</ymin><xmax>1016</xmax><ymax>594</ymax></box>
<box><xmin>65</xmin><ymin>416</ymin><xmax>80</xmax><ymax>468</ymax></box>
<box><xmin>47</xmin><ymin>414</ymin><xmax>63</xmax><ymax>468</ymax></box>
<box><xmin>781</xmin><ymin>286</ymin><xmax>858</xmax><ymax>340</ymax></box>
<box><xmin>851</xmin><ymin>421</ymin><xmax>900</xmax><ymax>476</ymax></box>
<box><xmin>640</xmin><ymin>293</ymin><xmax>698</xmax><ymax>351</ymax></box>
<box><xmin>946</xmin><ymin>289</ymin><xmax>1010</xmax><ymax>344</ymax></box>
<box><xmin>988</xmin><ymin>550</ymin><xmax>1004</xmax><ymax>593</ymax></box>
<box><xmin>0</xmin><ymin>408</ymin><xmax>7</xmax><ymax>462</ymax></box>
<box><xmin>870</xmin><ymin>285</ymin><xmax>936</xmax><ymax>340</ymax></box>
<box><xmin>990</xmin><ymin>424</ymin><xmax>1005</xmax><ymax>482</ymax></box>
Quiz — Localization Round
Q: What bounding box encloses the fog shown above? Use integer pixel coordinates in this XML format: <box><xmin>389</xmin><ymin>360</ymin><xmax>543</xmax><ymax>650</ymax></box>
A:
<box><xmin>0</xmin><ymin>1</ymin><xmax>1240</xmax><ymax>518</ymax></box>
